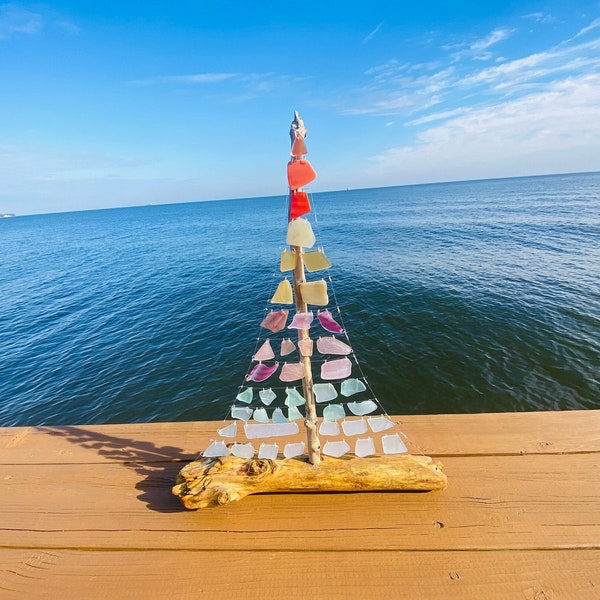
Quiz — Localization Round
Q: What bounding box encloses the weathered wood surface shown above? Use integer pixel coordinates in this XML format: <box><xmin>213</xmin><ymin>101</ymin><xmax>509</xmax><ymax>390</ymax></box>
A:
<box><xmin>1</xmin><ymin>410</ymin><xmax>599</xmax><ymax>599</ymax></box>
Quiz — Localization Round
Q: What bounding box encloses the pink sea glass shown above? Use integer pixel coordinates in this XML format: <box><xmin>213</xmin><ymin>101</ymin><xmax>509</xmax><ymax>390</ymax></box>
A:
<box><xmin>316</xmin><ymin>336</ymin><xmax>352</xmax><ymax>355</ymax></box>
<box><xmin>280</xmin><ymin>338</ymin><xmax>296</xmax><ymax>356</ymax></box>
<box><xmin>279</xmin><ymin>362</ymin><xmax>305</xmax><ymax>382</ymax></box>
<box><xmin>260</xmin><ymin>310</ymin><xmax>289</xmax><ymax>332</ymax></box>
<box><xmin>246</xmin><ymin>362</ymin><xmax>279</xmax><ymax>383</ymax></box>
<box><xmin>298</xmin><ymin>338</ymin><xmax>313</xmax><ymax>357</ymax></box>
<box><xmin>253</xmin><ymin>339</ymin><xmax>275</xmax><ymax>361</ymax></box>
<box><xmin>317</xmin><ymin>310</ymin><xmax>344</xmax><ymax>334</ymax></box>
<box><xmin>288</xmin><ymin>311</ymin><xmax>313</xmax><ymax>330</ymax></box>
<box><xmin>321</xmin><ymin>357</ymin><xmax>352</xmax><ymax>380</ymax></box>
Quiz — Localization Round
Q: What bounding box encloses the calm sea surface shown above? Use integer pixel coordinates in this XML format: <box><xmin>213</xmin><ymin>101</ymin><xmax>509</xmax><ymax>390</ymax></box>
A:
<box><xmin>1</xmin><ymin>172</ymin><xmax>599</xmax><ymax>427</ymax></box>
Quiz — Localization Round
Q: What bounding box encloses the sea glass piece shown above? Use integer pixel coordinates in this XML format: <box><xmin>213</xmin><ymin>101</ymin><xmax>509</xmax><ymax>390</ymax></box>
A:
<box><xmin>289</xmin><ymin>190</ymin><xmax>311</xmax><ymax>219</ymax></box>
<box><xmin>286</xmin><ymin>218</ymin><xmax>316</xmax><ymax>248</ymax></box>
<box><xmin>253</xmin><ymin>340</ymin><xmax>275</xmax><ymax>361</ymax></box>
<box><xmin>355</xmin><ymin>437</ymin><xmax>376</xmax><ymax>458</ymax></box>
<box><xmin>260</xmin><ymin>309</ymin><xmax>288</xmax><ymax>332</ymax></box>
<box><xmin>323</xmin><ymin>403</ymin><xmax>345</xmax><ymax>422</ymax></box>
<box><xmin>367</xmin><ymin>415</ymin><xmax>394</xmax><ymax>433</ymax></box>
<box><xmin>321</xmin><ymin>357</ymin><xmax>352</xmax><ymax>380</ymax></box>
<box><xmin>290</xmin><ymin>134</ymin><xmax>308</xmax><ymax>157</ymax></box>
<box><xmin>313</xmin><ymin>382</ymin><xmax>338</xmax><ymax>403</ymax></box>
<box><xmin>259</xmin><ymin>388</ymin><xmax>277</xmax><ymax>405</ymax></box>
<box><xmin>322</xmin><ymin>440</ymin><xmax>350</xmax><ymax>458</ymax></box>
<box><xmin>302</xmin><ymin>249</ymin><xmax>332</xmax><ymax>272</ymax></box>
<box><xmin>270</xmin><ymin>279</ymin><xmax>293</xmax><ymax>304</ymax></box>
<box><xmin>203</xmin><ymin>441</ymin><xmax>229</xmax><ymax>457</ymax></box>
<box><xmin>280</xmin><ymin>338</ymin><xmax>296</xmax><ymax>356</ymax></box>
<box><xmin>246</xmin><ymin>362</ymin><xmax>279</xmax><ymax>383</ymax></box>
<box><xmin>258</xmin><ymin>443</ymin><xmax>279</xmax><ymax>460</ymax></box>
<box><xmin>283</xmin><ymin>441</ymin><xmax>305</xmax><ymax>458</ymax></box>
<box><xmin>287</xmin><ymin>159</ymin><xmax>317</xmax><ymax>190</ymax></box>
<box><xmin>317</xmin><ymin>336</ymin><xmax>352</xmax><ymax>355</ymax></box>
<box><xmin>299</xmin><ymin>279</ymin><xmax>329</xmax><ymax>306</ymax></box>
<box><xmin>272</xmin><ymin>407</ymin><xmax>288</xmax><ymax>423</ymax></box>
<box><xmin>342</xmin><ymin>418</ymin><xmax>368</xmax><ymax>436</ymax></box>
<box><xmin>217</xmin><ymin>422</ymin><xmax>237</xmax><ymax>437</ymax></box>
<box><xmin>285</xmin><ymin>388</ymin><xmax>306</xmax><ymax>407</ymax></box>
<box><xmin>319</xmin><ymin>421</ymin><xmax>340</xmax><ymax>436</ymax></box>
<box><xmin>280</xmin><ymin>249</ymin><xmax>297</xmax><ymax>272</ymax></box>
<box><xmin>382</xmin><ymin>433</ymin><xmax>408</xmax><ymax>454</ymax></box>
<box><xmin>340</xmin><ymin>378</ymin><xmax>367</xmax><ymax>397</ymax></box>
<box><xmin>288</xmin><ymin>311</ymin><xmax>313</xmax><ymax>330</ymax></box>
<box><xmin>231</xmin><ymin>406</ymin><xmax>253</xmax><ymax>421</ymax></box>
<box><xmin>232</xmin><ymin>443</ymin><xmax>254</xmax><ymax>459</ymax></box>
<box><xmin>252</xmin><ymin>407</ymin><xmax>269</xmax><ymax>423</ymax></box>
<box><xmin>298</xmin><ymin>338</ymin><xmax>313</xmax><ymax>357</ymax></box>
<box><xmin>236</xmin><ymin>387</ymin><xmax>253</xmax><ymax>404</ymax></box>
<box><xmin>347</xmin><ymin>400</ymin><xmax>378</xmax><ymax>416</ymax></box>
<box><xmin>317</xmin><ymin>309</ymin><xmax>344</xmax><ymax>334</ymax></box>
<box><xmin>288</xmin><ymin>405</ymin><xmax>303</xmax><ymax>421</ymax></box>
<box><xmin>279</xmin><ymin>362</ymin><xmax>305</xmax><ymax>382</ymax></box>
<box><xmin>245</xmin><ymin>422</ymin><xmax>299</xmax><ymax>439</ymax></box>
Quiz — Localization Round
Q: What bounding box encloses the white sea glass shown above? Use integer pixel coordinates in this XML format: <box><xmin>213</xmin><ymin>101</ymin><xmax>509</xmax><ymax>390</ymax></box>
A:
<box><xmin>279</xmin><ymin>362</ymin><xmax>305</xmax><ymax>382</ymax></box>
<box><xmin>236</xmin><ymin>387</ymin><xmax>253</xmax><ymax>404</ymax></box>
<box><xmin>231</xmin><ymin>406</ymin><xmax>253</xmax><ymax>421</ymax></box>
<box><xmin>285</xmin><ymin>388</ymin><xmax>305</xmax><ymax>407</ymax></box>
<box><xmin>317</xmin><ymin>336</ymin><xmax>352</xmax><ymax>355</ymax></box>
<box><xmin>252</xmin><ymin>407</ymin><xmax>269</xmax><ymax>423</ymax></box>
<box><xmin>280</xmin><ymin>249</ymin><xmax>297</xmax><ymax>272</ymax></box>
<box><xmin>313</xmin><ymin>382</ymin><xmax>338</xmax><ymax>403</ymax></box>
<box><xmin>321</xmin><ymin>357</ymin><xmax>352</xmax><ymax>380</ymax></box>
<box><xmin>280</xmin><ymin>338</ymin><xmax>296</xmax><ymax>356</ymax></box>
<box><xmin>231</xmin><ymin>443</ymin><xmax>254</xmax><ymax>458</ymax></box>
<box><xmin>217</xmin><ymin>422</ymin><xmax>237</xmax><ymax>437</ymax></box>
<box><xmin>322</xmin><ymin>440</ymin><xmax>350</xmax><ymax>458</ymax></box>
<box><xmin>382</xmin><ymin>433</ymin><xmax>408</xmax><ymax>454</ymax></box>
<box><xmin>299</xmin><ymin>279</ymin><xmax>329</xmax><ymax>306</ymax></box>
<box><xmin>253</xmin><ymin>340</ymin><xmax>275</xmax><ymax>361</ymax></box>
<box><xmin>319</xmin><ymin>421</ymin><xmax>340</xmax><ymax>436</ymax></box>
<box><xmin>340</xmin><ymin>378</ymin><xmax>367</xmax><ymax>397</ymax></box>
<box><xmin>272</xmin><ymin>407</ymin><xmax>288</xmax><ymax>423</ymax></box>
<box><xmin>258</xmin><ymin>443</ymin><xmax>279</xmax><ymax>460</ymax></box>
<box><xmin>288</xmin><ymin>405</ymin><xmax>303</xmax><ymax>421</ymax></box>
<box><xmin>367</xmin><ymin>415</ymin><xmax>394</xmax><ymax>433</ymax></box>
<box><xmin>259</xmin><ymin>388</ymin><xmax>277</xmax><ymax>405</ymax></box>
<box><xmin>298</xmin><ymin>338</ymin><xmax>314</xmax><ymax>357</ymax></box>
<box><xmin>203</xmin><ymin>441</ymin><xmax>229</xmax><ymax>457</ymax></box>
<box><xmin>286</xmin><ymin>217</ymin><xmax>316</xmax><ymax>248</ymax></box>
<box><xmin>355</xmin><ymin>437</ymin><xmax>376</xmax><ymax>458</ymax></box>
<box><xmin>347</xmin><ymin>400</ymin><xmax>378</xmax><ymax>416</ymax></box>
<box><xmin>244</xmin><ymin>422</ymin><xmax>300</xmax><ymax>439</ymax></box>
<box><xmin>283</xmin><ymin>441</ymin><xmax>305</xmax><ymax>459</ymax></box>
<box><xmin>341</xmin><ymin>418</ymin><xmax>368</xmax><ymax>436</ymax></box>
<box><xmin>270</xmin><ymin>279</ymin><xmax>293</xmax><ymax>304</ymax></box>
<box><xmin>288</xmin><ymin>311</ymin><xmax>313</xmax><ymax>330</ymax></box>
<box><xmin>302</xmin><ymin>249</ymin><xmax>332</xmax><ymax>272</ymax></box>
<box><xmin>323</xmin><ymin>403</ymin><xmax>345</xmax><ymax>421</ymax></box>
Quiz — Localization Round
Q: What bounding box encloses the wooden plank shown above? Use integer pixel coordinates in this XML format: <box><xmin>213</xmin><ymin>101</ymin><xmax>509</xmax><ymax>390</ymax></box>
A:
<box><xmin>1</xmin><ymin>410</ymin><xmax>599</xmax><ymax>465</ymax></box>
<box><xmin>1</xmin><ymin>454</ymin><xmax>598</xmax><ymax>551</ymax></box>
<box><xmin>1</xmin><ymin>548</ymin><xmax>598</xmax><ymax>599</ymax></box>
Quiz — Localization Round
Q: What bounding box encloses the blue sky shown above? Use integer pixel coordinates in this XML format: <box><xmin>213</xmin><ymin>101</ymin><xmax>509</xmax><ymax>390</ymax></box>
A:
<box><xmin>2</xmin><ymin>1</ymin><xmax>600</xmax><ymax>215</ymax></box>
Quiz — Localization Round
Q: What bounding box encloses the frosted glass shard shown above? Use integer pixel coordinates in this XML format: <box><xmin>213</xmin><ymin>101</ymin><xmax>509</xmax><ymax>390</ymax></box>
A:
<box><xmin>341</xmin><ymin>418</ymin><xmax>368</xmax><ymax>436</ymax></box>
<box><xmin>236</xmin><ymin>387</ymin><xmax>253</xmax><ymax>404</ymax></box>
<box><xmin>323</xmin><ymin>403</ymin><xmax>345</xmax><ymax>422</ymax></box>
<box><xmin>288</xmin><ymin>311</ymin><xmax>313</xmax><ymax>330</ymax></box>
<box><xmin>217</xmin><ymin>422</ymin><xmax>237</xmax><ymax>438</ymax></box>
<box><xmin>288</xmin><ymin>405</ymin><xmax>303</xmax><ymax>421</ymax></box>
<box><xmin>319</xmin><ymin>420</ymin><xmax>340</xmax><ymax>436</ymax></box>
<box><xmin>270</xmin><ymin>279</ymin><xmax>293</xmax><ymax>304</ymax></box>
<box><xmin>252</xmin><ymin>407</ymin><xmax>269</xmax><ymax>423</ymax></box>
<box><xmin>317</xmin><ymin>336</ymin><xmax>352</xmax><ymax>356</ymax></box>
<box><xmin>272</xmin><ymin>407</ymin><xmax>288</xmax><ymax>423</ymax></box>
<box><xmin>258</xmin><ymin>443</ymin><xmax>279</xmax><ymax>460</ymax></box>
<box><xmin>355</xmin><ymin>437</ymin><xmax>376</xmax><ymax>458</ymax></box>
<box><xmin>348</xmin><ymin>400</ymin><xmax>378</xmax><ymax>416</ymax></box>
<box><xmin>313</xmin><ymin>382</ymin><xmax>338</xmax><ymax>403</ymax></box>
<box><xmin>321</xmin><ymin>357</ymin><xmax>352</xmax><ymax>380</ymax></box>
<box><xmin>285</xmin><ymin>388</ymin><xmax>306</xmax><ymax>407</ymax></box>
<box><xmin>287</xmin><ymin>159</ymin><xmax>317</xmax><ymax>190</ymax></box>
<box><xmin>231</xmin><ymin>406</ymin><xmax>253</xmax><ymax>422</ymax></box>
<box><xmin>279</xmin><ymin>362</ymin><xmax>305</xmax><ymax>382</ymax></box>
<box><xmin>246</xmin><ymin>362</ymin><xmax>279</xmax><ymax>383</ymax></box>
<box><xmin>367</xmin><ymin>415</ymin><xmax>395</xmax><ymax>433</ymax></box>
<box><xmin>322</xmin><ymin>440</ymin><xmax>350</xmax><ymax>458</ymax></box>
<box><xmin>382</xmin><ymin>433</ymin><xmax>408</xmax><ymax>454</ymax></box>
<box><xmin>290</xmin><ymin>134</ymin><xmax>308</xmax><ymax>158</ymax></box>
<box><xmin>302</xmin><ymin>249</ymin><xmax>332</xmax><ymax>272</ymax></box>
<box><xmin>299</xmin><ymin>279</ymin><xmax>329</xmax><ymax>306</ymax></box>
<box><xmin>340</xmin><ymin>378</ymin><xmax>367</xmax><ymax>397</ymax></box>
<box><xmin>283</xmin><ymin>441</ymin><xmax>305</xmax><ymax>459</ymax></box>
<box><xmin>317</xmin><ymin>309</ymin><xmax>344</xmax><ymax>334</ymax></box>
<box><xmin>280</xmin><ymin>249</ymin><xmax>297</xmax><ymax>272</ymax></box>
<box><xmin>245</xmin><ymin>422</ymin><xmax>300</xmax><ymax>439</ymax></box>
<box><xmin>286</xmin><ymin>217</ymin><xmax>315</xmax><ymax>248</ymax></box>
<box><xmin>232</xmin><ymin>442</ymin><xmax>254</xmax><ymax>459</ymax></box>
<box><xmin>253</xmin><ymin>340</ymin><xmax>275</xmax><ymax>361</ymax></box>
<box><xmin>298</xmin><ymin>338</ymin><xmax>313</xmax><ymax>357</ymax></box>
<box><xmin>203</xmin><ymin>441</ymin><xmax>229</xmax><ymax>457</ymax></box>
<box><xmin>280</xmin><ymin>338</ymin><xmax>296</xmax><ymax>356</ymax></box>
<box><xmin>260</xmin><ymin>309</ymin><xmax>288</xmax><ymax>332</ymax></box>
<box><xmin>259</xmin><ymin>388</ymin><xmax>277</xmax><ymax>406</ymax></box>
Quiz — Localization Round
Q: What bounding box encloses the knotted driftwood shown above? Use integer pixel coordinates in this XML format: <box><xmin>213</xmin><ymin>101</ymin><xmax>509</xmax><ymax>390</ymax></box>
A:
<box><xmin>172</xmin><ymin>454</ymin><xmax>447</xmax><ymax>509</ymax></box>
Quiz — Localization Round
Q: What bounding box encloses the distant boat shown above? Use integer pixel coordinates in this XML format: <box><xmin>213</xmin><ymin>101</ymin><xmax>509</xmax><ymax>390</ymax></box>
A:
<box><xmin>0</xmin><ymin>213</ymin><xmax>15</xmax><ymax>218</ymax></box>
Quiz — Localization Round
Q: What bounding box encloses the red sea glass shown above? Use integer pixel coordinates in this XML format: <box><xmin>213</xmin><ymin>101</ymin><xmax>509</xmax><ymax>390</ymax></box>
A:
<box><xmin>288</xmin><ymin>190</ymin><xmax>311</xmax><ymax>219</ymax></box>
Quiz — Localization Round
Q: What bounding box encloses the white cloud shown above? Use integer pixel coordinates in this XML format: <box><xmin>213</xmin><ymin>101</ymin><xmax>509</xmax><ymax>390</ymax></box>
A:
<box><xmin>362</xmin><ymin>21</ymin><xmax>384</xmax><ymax>44</ymax></box>
<box><xmin>0</xmin><ymin>3</ymin><xmax>43</xmax><ymax>39</ymax></box>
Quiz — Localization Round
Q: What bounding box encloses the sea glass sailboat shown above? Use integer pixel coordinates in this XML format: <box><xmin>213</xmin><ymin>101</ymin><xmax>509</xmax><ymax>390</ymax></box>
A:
<box><xmin>173</xmin><ymin>112</ymin><xmax>447</xmax><ymax>509</ymax></box>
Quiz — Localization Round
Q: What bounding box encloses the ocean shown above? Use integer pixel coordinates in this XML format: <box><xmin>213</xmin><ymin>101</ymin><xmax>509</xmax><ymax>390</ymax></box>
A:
<box><xmin>1</xmin><ymin>172</ymin><xmax>599</xmax><ymax>427</ymax></box>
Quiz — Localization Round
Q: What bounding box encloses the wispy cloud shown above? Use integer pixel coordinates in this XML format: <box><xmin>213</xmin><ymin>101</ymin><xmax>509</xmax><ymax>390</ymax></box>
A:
<box><xmin>129</xmin><ymin>72</ymin><xmax>238</xmax><ymax>85</ymax></box>
<box><xmin>362</xmin><ymin>21</ymin><xmax>384</xmax><ymax>44</ymax></box>
<box><xmin>0</xmin><ymin>3</ymin><xmax>43</xmax><ymax>39</ymax></box>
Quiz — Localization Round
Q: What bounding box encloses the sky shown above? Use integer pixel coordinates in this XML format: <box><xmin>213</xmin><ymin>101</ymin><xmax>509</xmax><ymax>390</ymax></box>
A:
<box><xmin>1</xmin><ymin>1</ymin><xmax>600</xmax><ymax>215</ymax></box>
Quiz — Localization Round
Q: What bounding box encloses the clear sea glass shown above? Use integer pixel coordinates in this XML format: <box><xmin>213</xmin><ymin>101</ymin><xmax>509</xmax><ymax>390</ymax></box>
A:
<box><xmin>203</xmin><ymin>441</ymin><xmax>229</xmax><ymax>457</ymax></box>
<box><xmin>347</xmin><ymin>400</ymin><xmax>378</xmax><ymax>416</ymax></box>
<box><xmin>259</xmin><ymin>388</ymin><xmax>277</xmax><ymax>405</ymax></box>
<box><xmin>231</xmin><ymin>406</ymin><xmax>253</xmax><ymax>421</ymax></box>
<box><xmin>252</xmin><ymin>407</ymin><xmax>269</xmax><ymax>423</ymax></box>
<box><xmin>283</xmin><ymin>441</ymin><xmax>305</xmax><ymax>458</ymax></box>
<box><xmin>340</xmin><ymin>378</ymin><xmax>367</xmax><ymax>397</ymax></box>
<box><xmin>217</xmin><ymin>422</ymin><xmax>237</xmax><ymax>437</ymax></box>
<box><xmin>367</xmin><ymin>415</ymin><xmax>394</xmax><ymax>433</ymax></box>
<box><xmin>382</xmin><ymin>433</ymin><xmax>408</xmax><ymax>454</ymax></box>
<box><xmin>258</xmin><ymin>443</ymin><xmax>279</xmax><ymax>460</ymax></box>
<box><xmin>313</xmin><ymin>382</ymin><xmax>338</xmax><ymax>403</ymax></box>
<box><xmin>231</xmin><ymin>443</ymin><xmax>254</xmax><ymax>459</ymax></box>
<box><xmin>355</xmin><ymin>437</ymin><xmax>376</xmax><ymax>458</ymax></box>
<box><xmin>322</xmin><ymin>440</ymin><xmax>350</xmax><ymax>458</ymax></box>
<box><xmin>341</xmin><ymin>418</ymin><xmax>368</xmax><ymax>436</ymax></box>
<box><xmin>319</xmin><ymin>421</ymin><xmax>340</xmax><ymax>436</ymax></box>
<box><xmin>244</xmin><ymin>422</ymin><xmax>299</xmax><ymax>439</ymax></box>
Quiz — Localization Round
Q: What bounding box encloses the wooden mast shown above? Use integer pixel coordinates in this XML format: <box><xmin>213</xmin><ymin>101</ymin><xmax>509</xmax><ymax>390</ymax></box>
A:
<box><xmin>289</xmin><ymin>112</ymin><xmax>321</xmax><ymax>467</ymax></box>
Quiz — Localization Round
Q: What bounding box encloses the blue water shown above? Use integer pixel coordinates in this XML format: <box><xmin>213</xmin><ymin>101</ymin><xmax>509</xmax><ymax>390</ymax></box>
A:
<box><xmin>1</xmin><ymin>172</ymin><xmax>599</xmax><ymax>427</ymax></box>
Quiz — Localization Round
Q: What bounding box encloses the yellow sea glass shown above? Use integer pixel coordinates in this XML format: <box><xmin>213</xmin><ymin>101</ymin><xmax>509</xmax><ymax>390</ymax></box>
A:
<box><xmin>280</xmin><ymin>249</ymin><xmax>297</xmax><ymax>272</ymax></box>
<box><xmin>286</xmin><ymin>218</ymin><xmax>316</xmax><ymax>248</ymax></box>
<box><xmin>302</xmin><ymin>249</ymin><xmax>332</xmax><ymax>272</ymax></box>
<box><xmin>299</xmin><ymin>279</ymin><xmax>329</xmax><ymax>306</ymax></box>
<box><xmin>270</xmin><ymin>279</ymin><xmax>293</xmax><ymax>304</ymax></box>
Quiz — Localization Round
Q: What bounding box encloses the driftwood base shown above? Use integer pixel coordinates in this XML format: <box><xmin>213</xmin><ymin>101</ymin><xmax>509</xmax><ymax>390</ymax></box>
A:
<box><xmin>173</xmin><ymin>454</ymin><xmax>447</xmax><ymax>509</ymax></box>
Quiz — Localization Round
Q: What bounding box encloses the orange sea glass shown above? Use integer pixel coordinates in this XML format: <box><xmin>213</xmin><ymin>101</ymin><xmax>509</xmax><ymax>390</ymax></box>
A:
<box><xmin>287</xmin><ymin>159</ymin><xmax>317</xmax><ymax>190</ymax></box>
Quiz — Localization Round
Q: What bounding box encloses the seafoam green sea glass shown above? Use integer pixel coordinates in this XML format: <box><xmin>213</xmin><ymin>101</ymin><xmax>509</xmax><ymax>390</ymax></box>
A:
<box><xmin>341</xmin><ymin>418</ymin><xmax>367</xmax><ymax>436</ymax></box>
<box><xmin>319</xmin><ymin>420</ymin><xmax>340</xmax><ymax>436</ymax></box>
<box><xmin>252</xmin><ymin>407</ymin><xmax>269</xmax><ymax>423</ymax></box>
<box><xmin>259</xmin><ymin>388</ymin><xmax>277</xmax><ymax>405</ymax></box>
<box><xmin>231</xmin><ymin>406</ymin><xmax>253</xmax><ymax>421</ymax></box>
<box><xmin>323</xmin><ymin>403</ymin><xmax>345</xmax><ymax>422</ymax></box>
<box><xmin>258</xmin><ymin>443</ymin><xmax>279</xmax><ymax>459</ymax></box>
<box><xmin>279</xmin><ymin>362</ymin><xmax>305</xmax><ymax>382</ymax></box>
<box><xmin>340</xmin><ymin>378</ymin><xmax>367</xmax><ymax>397</ymax></box>
<box><xmin>302</xmin><ymin>249</ymin><xmax>332</xmax><ymax>272</ymax></box>
<box><xmin>347</xmin><ymin>400</ymin><xmax>378</xmax><ymax>416</ymax></box>
<box><xmin>244</xmin><ymin>422</ymin><xmax>299</xmax><ymax>439</ymax></box>
<box><xmin>355</xmin><ymin>437</ymin><xmax>376</xmax><ymax>458</ymax></box>
<box><xmin>321</xmin><ymin>357</ymin><xmax>352</xmax><ymax>380</ymax></box>
<box><xmin>232</xmin><ymin>443</ymin><xmax>255</xmax><ymax>459</ymax></box>
<box><xmin>236</xmin><ymin>387</ymin><xmax>253</xmax><ymax>404</ymax></box>
<box><xmin>217</xmin><ymin>422</ymin><xmax>237</xmax><ymax>437</ymax></box>
<box><xmin>322</xmin><ymin>440</ymin><xmax>350</xmax><ymax>458</ymax></box>
<box><xmin>313</xmin><ymin>382</ymin><xmax>338</xmax><ymax>403</ymax></box>
<box><xmin>288</xmin><ymin>405</ymin><xmax>303</xmax><ymax>421</ymax></box>
<box><xmin>382</xmin><ymin>433</ymin><xmax>408</xmax><ymax>454</ymax></box>
<box><xmin>272</xmin><ymin>407</ymin><xmax>288</xmax><ymax>423</ymax></box>
<box><xmin>280</xmin><ymin>338</ymin><xmax>296</xmax><ymax>356</ymax></box>
<box><xmin>203</xmin><ymin>441</ymin><xmax>228</xmax><ymax>457</ymax></box>
<box><xmin>285</xmin><ymin>388</ymin><xmax>305</xmax><ymax>407</ymax></box>
<box><xmin>253</xmin><ymin>340</ymin><xmax>275</xmax><ymax>361</ymax></box>
<box><xmin>283</xmin><ymin>441</ymin><xmax>305</xmax><ymax>459</ymax></box>
<box><xmin>367</xmin><ymin>415</ymin><xmax>394</xmax><ymax>433</ymax></box>
<box><xmin>286</xmin><ymin>217</ymin><xmax>316</xmax><ymax>248</ymax></box>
